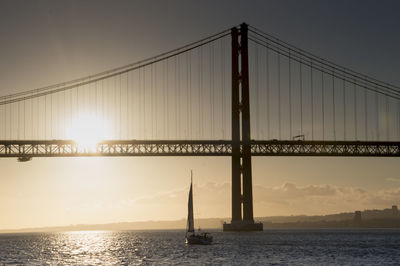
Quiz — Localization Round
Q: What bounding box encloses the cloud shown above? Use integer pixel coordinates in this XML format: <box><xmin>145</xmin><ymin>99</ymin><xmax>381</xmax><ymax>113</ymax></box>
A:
<box><xmin>253</xmin><ymin>183</ymin><xmax>400</xmax><ymax>216</ymax></box>
<box><xmin>120</xmin><ymin>182</ymin><xmax>400</xmax><ymax>219</ymax></box>
<box><xmin>130</xmin><ymin>182</ymin><xmax>231</xmax><ymax>219</ymax></box>
<box><xmin>386</xmin><ymin>177</ymin><xmax>400</xmax><ymax>183</ymax></box>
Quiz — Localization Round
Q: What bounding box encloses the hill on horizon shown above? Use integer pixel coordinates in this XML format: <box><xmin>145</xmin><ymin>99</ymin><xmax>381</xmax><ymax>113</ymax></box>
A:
<box><xmin>1</xmin><ymin>205</ymin><xmax>398</xmax><ymax>233</ymax></box>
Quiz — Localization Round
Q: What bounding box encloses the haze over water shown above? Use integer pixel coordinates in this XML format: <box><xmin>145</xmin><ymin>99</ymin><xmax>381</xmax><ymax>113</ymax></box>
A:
<box><xmin>1</xmin><ymin>229</ymin><xmax>400</xmax><ymax>265</ymax></box>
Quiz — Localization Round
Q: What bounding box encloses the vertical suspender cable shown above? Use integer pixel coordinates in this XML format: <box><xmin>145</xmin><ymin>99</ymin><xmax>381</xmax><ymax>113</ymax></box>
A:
<box><xmin>154</xmin><ymin>66</ymin><xmax>156</xmax><ymax>139</ymax></box>
<box><xmin>166</xmin><ymin>60</ymin><xmax>170</xmax><ymax>139</ymax></box>
<box><xmin>311</xmin><ymin>62</ymin><xmax>314</xmax><ymax>140</ymax></box>
<box><xmin>69</xmin><ymin>87</ymin><xmax>72</xmax><ymax>139</ymax></box>
<box><xmin>199</xmin><ymin>47</ymin><xmax>202</xmax><ymax>139</ymax></box>
<box><xmin>9</xmin><ymin>98</ymin><xmax>11</xmax><ymax>139</ymax></box>
<box><xmin>105</xmin><ymin>79</ymin><xmax>108</xmax><ymax>138</ymax></box>
<box><xmin>139</xmin><ymin>68</ymin><xmax>142</xmax><ymax>139</ymax></box>
<box><xmin>31</xmin><ymin>92</ymin><xmax>34</xmax><ymax>139</ymax></box>
<box><xmin>186</xmin><ymin>53</ymin><xmax>190</xmax><ymax>139</ymax></box>
<box><xmin>36</xmin><ymin>91</ymin><xmax>39</xmax><ymax>139</ymax></box>
<box><xmin>95</xmin><ymin>80</ymin><xmax>98</xmax><ymax>127</ymax></box>
<box><xmin>278</xmin><ymin>53</ymin><xmax>281</xmax><ymax>139</ymax></box>
<box><xmin>9</xmin><ymin>98</ymin><xmax>12</xmax><ymax>139</ymax></box>
<box><xmin>322</xmin><ymin>72</ymin><xmax>325</xmax><ymax>140</ymax></box>
<box><xmin>255</xmin><ymin>43</ymin><xmax>260</xmax><ymax>139</ymax></box>
<box><xmin>23</xmin><ymin>98</ymin><xmax>25</xmax><ymax>139</ymax></box>
<box><xmin>35</xmin><ymin>91</ymin><xmax>41</xmax><ymax>139</ymax></box>
<box><xmin>143</xmin><ymin>68</ymin><xmax>146</xmax><ymax>139</ymax></box>
<box><xmin>17</xmin><ymin>101</ymin><xmax>20</xmax><ymax>139</ymax></box>
<box><xmin>55</xmin><ymin>92</ymin><xmax>58</xmax><ymax>138</ymax></box>
<box><xmin>288</xmin><ymin>51</ymin><xmax>292</xmax><ymax>138</ymax></box>
<box><xmin>2</xmin><ymin>100</ymin><xmax>4</xmax><ymax>139</ymax></box>
<box><xmin>2</xmin><ymin>102</ymin><xmax>3</xmax><ymax>139</ymax></box>
<box><xmin>221</xmin><ymin>38</ymin><xmax>225</xmax><ymax>139</ymax></box>
<box><xmin>126</xmin><ymin>72</ymin><xmax>129</xmax><ymax>139</ymax></box>
<box><xmin>364</xmin><ymin>88</ymin><xmax>368</xmax><ymax>140</ymax></box>
<box><xmin>150</xmin><ymin>64</ymin><xmax>156</xmax><ymax>139</ymax></box>
<box><xmin>163</xmin><ymin>61</ymin><xmax>166</xmax><ymax>139</ymax></box>
<box><xmin>114</xmin><ymin>76</ymin><xmax>117</xmax><ymax>138</ymax></box>
<box><xmin>189</xmin><ymin>51</ymin><xmax>192</xmax><ymax>139</ymax></box>
<box><xmin>354</xmin><ymin>80</ymin><xmax>357</xmax><ymax>140</ymax></box>
<box><xmin>102</xmin><ymin>79</ymin><xmax>104</xmax><ymax>130</ymax></box>
<box><xmin>45</xmin><ymin>95</ymin><xmax>47</xmax><ymax>139</ymax></box>
<box><xmin>6</xmin><ymin>98</ymin><xmax>8</xmax><ymax>139</ymax></box>
<box><xmin>76</xmin><ymin>86</ymin><xmax>78</xmax><ymax>138</ymax></box>
<box><xmin>343</xmin><ymin>76</ymin><xmax>346</xmax><ymax>140</ymax></box>
<box><xmin>177</xmin><ymin>57</ymin><xmax>180</xmax><ymax>138</ymax></box>
<box><xmin>375</xmin><ymin>91</ymin><xmax>379</xmax><ymax>140</ymax></box>
<box><xmin>174</xmin><ymin>57</ymin><xmax>177</xmax><ymax>139</ymax></box>
<box><xmin>166</xmin><ymin>61</ymin><xmax>170</xmax><ymax>138</ymax></box>
<box><xmin>3</xmin><ymin>98</ymin><xmax>5</xmax><ymax>139</ymax></box>
<box><xmin>48</xmin><ymin>94</ymin><xmax>50</xmax><ymax>139</ymax></box>
<box><xmin>398</xmin><ymin>99</ymin><xmax>400</xmax><ymax>140</ymax></box>
<box><xmin>119</xmin><ymin>74</ymin><xmax>122</xmax><ymax>139</ymax></box>
<box><xmin>134</xmin><ymin>71</ymin><xmax>137</xmax><ymax>138</ymax></box>
<box><xmin>300</xmin><ymin>60</ymin><xmax>303</xmax><ymax>136</ymax></box>
<box><xmin>51</xmin><ymin>93</ymin><xmax>53</xmax><ymax>139</ymax></box>
<box><xmin>210</xmin><ymin>43</ymin><xmax>214</xmax><ymax>139</ymax></box>
<box><xmin>7</xmin><ymin>99</ymin><xmax>9</xmax><ymax>139</ymax></box>
<box><xmin>127</xmin><ymin>72</ymin><xmax>129</xmax><ymax>139</ymax></box>
<box><xmin>156</xmin><ymin>64</ymin><xmax>159</xmax><ymax>139</ymax></box>
<box><xmin>332</xmin><ymin>73</ymin><xmax>336</xmax><ymax>140</ymax></box>
<box><xmin>386</xmin><ymin>96</ymin><xmax>389</xmax><ymax>140</ymax></box>
<box><xmin>199</xmin><ymin>47</ymin><xmax>203</xmax><ymax>139</ymax></box>
<box><xmin>4</xmin><ymin>98</ymin><xmax>6</xmax><ymax>139</ymax></box>
<box><xmin>63</xmin><ymin>88</ymin><xmax>66</xmax><ymax>139</ymax></box>
<box><xmin>133</xmin><ymin>71</ymin><xmax>136</xmax><ymax>138</ymax></box>
<box><xmin>266</xmin><ymin>44</ymin><xmax>270</xmax><ymax>139</ymax></box>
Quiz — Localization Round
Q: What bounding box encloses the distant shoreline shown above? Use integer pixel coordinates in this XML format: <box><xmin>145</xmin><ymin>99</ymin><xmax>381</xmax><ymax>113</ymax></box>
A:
<box><xmin>2</xmin><ymin>225</ymin><xmax>400</xmax><ymax>235</ymax></box>
<box><xmin>2</xmin><ymin>206</ymin><xmax>400</xmax><ymax>234</ymax></box>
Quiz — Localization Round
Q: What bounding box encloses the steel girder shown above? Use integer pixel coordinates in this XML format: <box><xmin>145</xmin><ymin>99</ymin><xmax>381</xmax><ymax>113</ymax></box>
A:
<box><xmin>0</xmin><ymin>140</ymin><xmax>399</xmax><ymax>158</ymax></box>
<box><xmin>0</xmin><ymin>140</ymin><xmax>232</xmax><ymax>158</ymax></box>
<box><xmin>251</xmin><ymin>140</ymin><xmax>400</xmax><ymax>157</ymax></box>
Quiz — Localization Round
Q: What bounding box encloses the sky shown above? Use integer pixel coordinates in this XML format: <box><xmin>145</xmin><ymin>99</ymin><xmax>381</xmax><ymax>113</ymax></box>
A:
<box><xmin>0</xmin><ymin>0</ymin><xmax>400</xmax><ymax>230</ymax></box>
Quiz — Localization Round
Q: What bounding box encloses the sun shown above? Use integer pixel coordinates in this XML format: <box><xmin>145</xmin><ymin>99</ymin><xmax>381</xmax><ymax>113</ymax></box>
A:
<box><xmin>67</xmin><ymin>113</ymin><xmax>111</xmax><ymax>151</ymax></box>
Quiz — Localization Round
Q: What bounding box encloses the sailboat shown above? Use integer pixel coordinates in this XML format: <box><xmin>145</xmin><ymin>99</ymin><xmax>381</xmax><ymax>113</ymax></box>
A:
<box><xmin>185</xmin><ymin>170</ymin><xmax>213</xmax><ymax>245</ymax></box>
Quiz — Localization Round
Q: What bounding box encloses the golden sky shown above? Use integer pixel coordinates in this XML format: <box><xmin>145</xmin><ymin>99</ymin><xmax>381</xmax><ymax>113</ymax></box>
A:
<box><xmin>1</xmin><ymin>156</ymin><xmax>399</xmax><ymax>229</ymax></box>
<box><xmin>0</xmin><ymin>0</ymin><xmax>399</xmax><ymax>230</ymax></box>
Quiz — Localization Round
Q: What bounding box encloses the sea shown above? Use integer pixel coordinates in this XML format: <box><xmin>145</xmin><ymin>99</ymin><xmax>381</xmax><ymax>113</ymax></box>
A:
<box><xmin>0</xmin><ymin>229</ymin><xmax>399</xmax><ymax>265</ymax></box>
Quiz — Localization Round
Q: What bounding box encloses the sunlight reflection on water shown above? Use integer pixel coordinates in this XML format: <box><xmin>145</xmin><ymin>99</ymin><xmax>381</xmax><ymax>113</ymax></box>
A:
<box><xmin>40</xmin><ymin>231</ymin><xmax>122</xmax><ymax>265</ymax></box>
<box><xmin>1</xmin><ymin>229</ymin><xmax>400</xmax><ymax>265</ymax></box>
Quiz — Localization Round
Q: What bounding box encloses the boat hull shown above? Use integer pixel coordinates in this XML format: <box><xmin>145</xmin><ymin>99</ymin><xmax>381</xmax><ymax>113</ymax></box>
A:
<box><xmin>185</xmin><ymin>234</ymin><xmax>213</xmax><ymax>245</ymax></box>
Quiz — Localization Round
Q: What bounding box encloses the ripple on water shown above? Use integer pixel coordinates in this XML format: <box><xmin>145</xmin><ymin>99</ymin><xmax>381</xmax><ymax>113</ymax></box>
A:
<box><xmin>0</xmin><ymin>229</ymin><xmax>400</xmax><ymax>264</ymax></box>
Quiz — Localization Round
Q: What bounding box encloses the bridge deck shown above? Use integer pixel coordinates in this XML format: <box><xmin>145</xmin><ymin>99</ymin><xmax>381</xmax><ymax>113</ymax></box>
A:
<box><xmin>0</xmin><ymin>140</ymin><xmax>399</xmax><ymax>158</ymax></box>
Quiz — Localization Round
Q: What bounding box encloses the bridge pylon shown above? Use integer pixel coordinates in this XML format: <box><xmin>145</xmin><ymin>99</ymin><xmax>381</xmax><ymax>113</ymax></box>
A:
<box><xmin>223</xmin><ymin>23</ymin><xmax>263</xmax><ymax>231</ymax></box>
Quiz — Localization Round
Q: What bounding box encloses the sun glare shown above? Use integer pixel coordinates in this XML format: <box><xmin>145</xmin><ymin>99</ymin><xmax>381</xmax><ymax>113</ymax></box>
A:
<box><xmin>67</xmin><ymin>113</ymin><xmax>111</xmax><ymax>151</ymax></box>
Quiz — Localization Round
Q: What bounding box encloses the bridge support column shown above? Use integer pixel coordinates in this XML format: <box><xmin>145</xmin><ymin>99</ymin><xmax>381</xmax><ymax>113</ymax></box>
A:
<box><xmin>223</xmin><ymin>23</ymin><xmax>263</xmax><ymax>232</ymax></box>
<box><xmin>230</xmin><ymin>26</ymin><xmax>242</xmax><ymax>223</ymax></box>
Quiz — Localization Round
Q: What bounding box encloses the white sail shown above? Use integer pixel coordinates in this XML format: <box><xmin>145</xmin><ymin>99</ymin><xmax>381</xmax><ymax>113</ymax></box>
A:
<box><xmin>187</xmin><ymin>171</ymin><xmax>194</xmax><ymax>233</ymax></box>
<box><xmin>185</xmin><ymin>170</ymin><xmax>213</xmax><ymax>245</ymax></box>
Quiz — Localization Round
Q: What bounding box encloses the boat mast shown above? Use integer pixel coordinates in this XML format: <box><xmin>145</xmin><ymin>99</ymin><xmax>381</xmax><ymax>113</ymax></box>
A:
<box><xmin>187</xmin><ymin>170</ymin><xmax>195</xmax><ymax>234</ymax></box>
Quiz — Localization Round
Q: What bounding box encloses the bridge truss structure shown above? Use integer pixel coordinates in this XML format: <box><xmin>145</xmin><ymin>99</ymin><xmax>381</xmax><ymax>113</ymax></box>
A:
<box><xmin>1</xmin><ymin>140</ymin><xmax>399</xmax><ymax>159</ymax></box>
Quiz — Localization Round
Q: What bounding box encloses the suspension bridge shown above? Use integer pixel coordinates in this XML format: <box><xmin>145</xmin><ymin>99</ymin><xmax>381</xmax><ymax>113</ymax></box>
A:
<box><xmin>1</xmin><ymin>23</ymin><xmax>399</xmax><ymax>231</ymax></box>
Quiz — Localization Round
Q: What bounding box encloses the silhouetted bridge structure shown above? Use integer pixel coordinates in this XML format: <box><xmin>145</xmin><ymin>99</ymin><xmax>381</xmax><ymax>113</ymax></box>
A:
<box><xmin>1</xmin><ymin>23</ymin><xmax>399</xmax><ymax>231</ymax></box>
<box><xmin>1</xmin><ymin>140</ymin><xmax>399</xmax><ymax>158</ymax></box>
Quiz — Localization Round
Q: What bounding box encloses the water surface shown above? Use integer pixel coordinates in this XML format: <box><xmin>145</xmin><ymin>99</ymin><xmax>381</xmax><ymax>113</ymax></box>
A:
<box><xmin>1</xmin><ymin>229</ymin><xmax>399</xmax><ymax>265</ymax></box>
